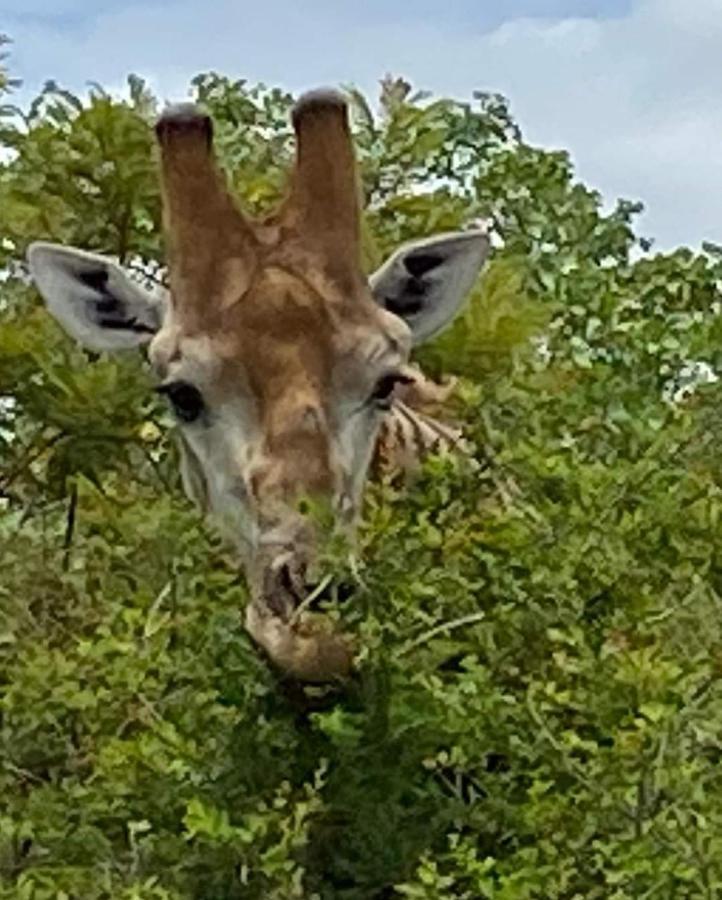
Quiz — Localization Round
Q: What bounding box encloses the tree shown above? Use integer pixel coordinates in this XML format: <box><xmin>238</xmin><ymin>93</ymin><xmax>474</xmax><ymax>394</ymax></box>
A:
<box><xmin>2</xmin><ymin>62</ymin><xmax>722</xmax><ymax>899</ymax></box>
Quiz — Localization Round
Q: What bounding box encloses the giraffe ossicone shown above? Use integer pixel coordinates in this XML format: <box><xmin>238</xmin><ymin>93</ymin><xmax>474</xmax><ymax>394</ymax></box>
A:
<box><xmin>26</xmin><ymin>87</ymin><xmax>491</xmax><ymax>682</ymax></box>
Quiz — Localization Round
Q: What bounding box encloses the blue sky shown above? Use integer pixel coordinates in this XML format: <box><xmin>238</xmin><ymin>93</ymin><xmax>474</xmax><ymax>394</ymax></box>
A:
<box><xmin>2</xmin><ymin>0</ymin><xmax>721</xmax><ymax>251</ymax></box>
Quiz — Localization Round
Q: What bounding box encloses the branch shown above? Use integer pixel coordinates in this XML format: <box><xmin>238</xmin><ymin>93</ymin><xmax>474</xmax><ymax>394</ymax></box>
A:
<box><xmin>399</xmin><ymin>611</ymin><xmax>486</xmax><ymax>657</ymax></box>
<box><xmin>61</xmin><ymin>482</ymin><xmax>78</xmax><ymax>572</ymax></box>
<box><xmin>0</xmin><ymin>430</ymin><xmax>65</xmax><ymax>492</ymax></box>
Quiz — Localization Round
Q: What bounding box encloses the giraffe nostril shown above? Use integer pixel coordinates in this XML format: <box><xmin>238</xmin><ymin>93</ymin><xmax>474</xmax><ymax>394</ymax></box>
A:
<box><xmin>278</xmin><ymin>562</ymin><xmax>297</xmax><ymax>599</ymax></box>
<box><xmin>263</xmin><ymin>557</ymin><xmax>304</xmax><ymax>618</ymax></box>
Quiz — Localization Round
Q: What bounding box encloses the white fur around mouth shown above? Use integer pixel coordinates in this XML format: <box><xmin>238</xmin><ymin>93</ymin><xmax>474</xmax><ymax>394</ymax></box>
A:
<box><xmin>244</xmin><ymin>600</ymin><xmax>355</xmax><ymax>684</ymax></box>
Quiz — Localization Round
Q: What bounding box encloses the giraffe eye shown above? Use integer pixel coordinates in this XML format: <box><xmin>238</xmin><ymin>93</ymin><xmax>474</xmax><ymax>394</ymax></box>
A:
<box><xmin>156</xmin><ymin>381</ymin><xmax>205</xmax><ymax>423</ymax></box>
<box><xmin>371</xmin><ymin>373</ymin><xmax>410</xmax><ymax>411</ymax></box>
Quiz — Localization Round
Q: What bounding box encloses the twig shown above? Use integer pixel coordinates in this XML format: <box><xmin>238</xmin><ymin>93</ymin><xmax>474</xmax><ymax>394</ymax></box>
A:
<box><xmin>61</xmin><ymin>482</ymin><xmax>78</xmax><ymax>572</ymax></box>
<box><xmin>525</xmin><ymin>684</ymin><xmax>594</xmax><ymax>792</ymax></box>
<box><xmin>126</xmin><ymin>260</ymin><xmax>169</xmax><ymax>289</ymax></box>
<box><xmin>399</xmin><ymin>611</ymin><xmax>486</xmax><ymax>657</ymax></box>
<box><xmin>0</xmin><ymin>430</ymin><xmax>65</xmax><ymax>492</ymax></box>
<box><xmin>289</xmin><ymin>574</ymin><xmax>333</xmax><ymax>626</ymax></box>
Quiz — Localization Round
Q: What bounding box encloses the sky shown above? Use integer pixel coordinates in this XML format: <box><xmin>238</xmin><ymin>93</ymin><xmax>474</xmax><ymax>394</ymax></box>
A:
<box><xmin>2</xmin><ymin>0</ymin><xmax>721</xmax><ymax>252</ymax></box>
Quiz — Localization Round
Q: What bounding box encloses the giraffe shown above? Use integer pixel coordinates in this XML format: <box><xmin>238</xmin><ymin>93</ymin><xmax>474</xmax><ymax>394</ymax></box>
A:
<box><xmin>26</xmin><ymin>89</ymin><xmax>491</xmax><ymax>683</ymax></box>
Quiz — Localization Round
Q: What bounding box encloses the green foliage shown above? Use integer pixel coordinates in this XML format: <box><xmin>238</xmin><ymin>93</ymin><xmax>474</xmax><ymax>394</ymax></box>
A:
<box><xmin>0</xmin><ymin>36</ymin><xmax>20</xmax><ymax>99</ymax></box>
<box><xmin>2</xmin><ymin>66</ymin><xmax>722</xmax><ymax>899</ymax></box>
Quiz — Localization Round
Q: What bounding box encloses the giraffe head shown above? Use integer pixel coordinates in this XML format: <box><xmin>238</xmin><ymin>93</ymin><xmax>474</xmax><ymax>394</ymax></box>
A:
<box><xmin>27</xmin><ymin>90</ymin><xmax>490</xmax><ymax>681</ymax></box>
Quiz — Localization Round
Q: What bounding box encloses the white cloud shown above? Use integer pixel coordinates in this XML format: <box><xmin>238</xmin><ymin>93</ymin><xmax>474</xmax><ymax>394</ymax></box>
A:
<box><xmin>0</xmin><ymin>0</ymin><xmax>130</xmax><ymax>19</ymax></box>
<box><xmin>4</xmin><ymin>0</ymin><xmax>721</xmax><ymax>250</ymax></box>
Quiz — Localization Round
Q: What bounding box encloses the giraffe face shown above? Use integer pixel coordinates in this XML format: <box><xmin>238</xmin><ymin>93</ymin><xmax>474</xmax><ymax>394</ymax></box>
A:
<box><xmin>26</xmin><ymin>89</ymin><xmax>491</xmax><ymax>680</ymax></box>
<box><xmin>146</xmin><ymin>262</ymin><xmax>413</xmax><ymax>618</ymax></box>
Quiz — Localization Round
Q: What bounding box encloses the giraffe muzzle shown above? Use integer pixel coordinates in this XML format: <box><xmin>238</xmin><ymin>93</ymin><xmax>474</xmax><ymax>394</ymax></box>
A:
<box><xmin>245</xmin><ymin>548</ymin><xmax>357</xmax><ymax>683</ymax></box>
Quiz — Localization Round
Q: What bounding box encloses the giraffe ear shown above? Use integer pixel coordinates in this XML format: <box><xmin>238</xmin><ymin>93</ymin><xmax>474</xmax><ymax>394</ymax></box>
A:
<box><xmin>27</xmin><ymin>242</ymin><xmax>166</xmax><ymax>352</ymax></box>
<box><xmin>369</xmin><ymin>230</ymin><xmax>490</xmax><ymax>345</ymax></box>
